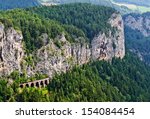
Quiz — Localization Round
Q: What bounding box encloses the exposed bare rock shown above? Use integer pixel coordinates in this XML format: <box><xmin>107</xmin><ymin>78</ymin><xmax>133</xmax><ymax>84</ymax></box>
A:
<box><xmin>92</xmin><ymin>13</ymin><xmax>125</xmax><ymax>60</ymax></box>
<box><xmin>0</xmin><ymin>24</ymin><xmax>24</xmax><ymax>76</ymax></box>
<box><xmin>33</xmin><ymin>34</ymin><xmax>91</xmax><ymax>77</ymax></box>
<box><xmin>124</xmin><ymin>14</ymin><xmax>150</xmax><ymax>37</ymax></box>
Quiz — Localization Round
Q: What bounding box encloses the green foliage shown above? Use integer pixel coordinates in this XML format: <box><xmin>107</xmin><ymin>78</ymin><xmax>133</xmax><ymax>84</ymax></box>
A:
<box><xmin>29</xmin><ymin>73</ymin><xmax>49</xmax><ymax>82</ymax></box>
<box><xmin>0</xmin><ymin>9</ymin><xmax>61</xmax><ymax>53</ymax></box>
<box><xmin>29</xmin><ymin>3</ymin><xmax>116</xmax><ymax>41</ymax></box>
<box><xmin>16</xmin><ymin>88</ymin><xmax>50</xmax><ymax>102</ymax></box>
<box><xmin>9</xmin><ymin>70</ymin><xmax>48</xmax><ymax>84</ymax></box>
<box><xmin>25</xmin><ymin>55</ymin><xmax>35</xmax><ymax>67</ymax></box>
<box><xmin>0</xmin><ymin>79</ymin><xmax>14</xmax><ymax>102</ymax></box>
<box><xmin>54</xmin><ymin>40</ymin><xmax>62</xmax><ymax>48</ymax></box>
<box><xmin>1</xmin><ymin>52</ymin><xmax>150</xmax><ymax>102</ymax></box>
<box><xmin>63</xmin><ymin>25</ymin><xmax>87</xmax><ymax>43</ymax></box>
<box><xmin>47</xmin><ymin>52</ymin><xmax>150</xmax><ymax>102</ymax></box>
<box><xmin>0</xmin><ymin>9</ymin><xmax>84</xmax><ymax>53</ymax></box>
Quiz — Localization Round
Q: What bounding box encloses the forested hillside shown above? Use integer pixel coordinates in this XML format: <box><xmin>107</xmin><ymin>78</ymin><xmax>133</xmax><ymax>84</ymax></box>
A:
<box><xmin>40</xmin><ymin>0</ymin><xmax>132</xmax><ymax>14</ymax></box>
<box><xmin>0</xmin><ymin>0</ymin><xmax>41</xmax><ymax>10</ymax></box>
<box><xmin>1</xmin><ymin>53</ymin><xmax>150</xmax><ymax>102</ymax></box>
<box><xmin>48</xmin><ymin>53</ymin><xmax>150</xmax><ymax>102</ymax></box>
<box><xmin>29</xmin><ymin>3</ymin><xmax>116</xmax><ymax>40</ymax></box>
<box><xmin>0</xmin><ymin>3</ymin><xmax>150</xmax><ymax>102</ymax></box>
<box><xmin>0</xmin><ymin>9</ymin><xmax>85</xmax><ymax>53</ymax></box>
<box><xmin>1</xmin><ymin>4</ymin><xmax>114</xmax><ymax>53</ymax></box>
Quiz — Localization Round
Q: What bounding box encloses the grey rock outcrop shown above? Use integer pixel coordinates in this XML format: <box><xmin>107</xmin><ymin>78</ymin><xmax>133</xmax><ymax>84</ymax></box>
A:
<box><xmin>124</xmin><ymin>14</ymin><xmax>150</xmax><ymax>37</ymax></box>
<box><xmin>33</xmin><ymin>34</ymin><xmax>91</xmax><ymax>77</ymax></box>
<box><xmin>0</xmin><ymin>24</ymin><xmax>24</xmax><ymax>76</ymax></box>
<box><xmin>92</xmin><ymin>13</ymin><xmax>125</xmax><ymax>60</ymax></box>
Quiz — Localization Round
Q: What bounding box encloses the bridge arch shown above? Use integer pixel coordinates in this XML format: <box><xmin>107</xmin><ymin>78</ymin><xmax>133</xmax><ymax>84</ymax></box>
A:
<box><xmin>20</xmin><ymin>84</ymin><xmax>24</xmax><ymax>88</ymax></box>
<box><xmin>36</xmin><ymin>82</ymin><xmax>40</xmax><ymax>88</ymax></box>
<box><xmin>31</xmin><ymin>83</ymin><xmax>34</xmax><ymax>87</ymax></box>
<box><xmin>26</xmin><ymin>83</ymin><xmax>29</xmax><ymax>87</ymax></box>
<box><xmin>40</xmin><ymin>81</ymin><xmax>44</xmax><ymax>87</ymax></box>
<box><xmin>45</xmin><ymin>80</ymin><xmax>48</xmax><ymax>85</ymax></box>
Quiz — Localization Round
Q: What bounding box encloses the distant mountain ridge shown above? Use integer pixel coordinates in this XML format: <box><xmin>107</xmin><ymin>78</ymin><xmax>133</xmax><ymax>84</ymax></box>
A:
<box><xmin>0</xmin><ymin>0</ymin><xmax>41</xmax><ymax>10</ymax></box>
<box><xmin>40</xmin><ymin>0</ymin><xmax>132</xmax><ymax>14</ymax></box>
<box><xmin>114</xmin><ymin>0</ymin><xmax>150</xmax><ymax>7</ymax></box>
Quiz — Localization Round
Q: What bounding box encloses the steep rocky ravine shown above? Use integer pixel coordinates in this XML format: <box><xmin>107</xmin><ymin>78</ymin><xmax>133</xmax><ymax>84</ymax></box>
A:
<box><xmin>0</xmin><ymin>24</ymin><xmax>24</xmax><ymax>76</ymax></box>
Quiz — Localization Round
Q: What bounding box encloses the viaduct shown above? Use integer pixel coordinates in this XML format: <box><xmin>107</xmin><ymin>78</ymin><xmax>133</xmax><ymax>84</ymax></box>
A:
<box><xmin>19</xmin><ymin>78</ymin><xmax>50</xmax><ymax>88</ymax></box>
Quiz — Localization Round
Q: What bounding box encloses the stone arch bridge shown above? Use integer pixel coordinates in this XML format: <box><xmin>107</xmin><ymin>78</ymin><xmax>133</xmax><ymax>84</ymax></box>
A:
<box><xmin>19</xmin><ymin>78</ymin><xmax>50</xmax><ymax>88</ymax></box>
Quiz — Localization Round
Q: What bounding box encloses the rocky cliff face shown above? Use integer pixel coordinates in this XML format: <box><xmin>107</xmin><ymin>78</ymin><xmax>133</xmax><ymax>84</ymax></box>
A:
<box><xmin>0</xmin><ymin>13</ymin><xmax>125</xmax><ymax>77</ymax></box>
<box><xmin>0</xmin><ymin>24</ymin><xmax>24</xmax><ymax>76</ymax></box>
<box><xmin>30</xmin><ymin>13</ymin><xmax>125</xmax><ymax>77</ymax></box>
<box><xmin>124</xmin><ymin>13</ymin><xmax>150</xmax><ymax>65</ymax></box>
<box><xmin>124</xmin><ymin>14</ymin><xmax>150</xmax><ymax>37</ymax></box>
<box><xmin>92</xmin><ymin>13</ymin><xmax>125</xmax><ymax>61</ymax></box>
<box><xmin>30</xmin><ymin>34</ymin><xmax>91</xmax><ymax>77</ymax></box>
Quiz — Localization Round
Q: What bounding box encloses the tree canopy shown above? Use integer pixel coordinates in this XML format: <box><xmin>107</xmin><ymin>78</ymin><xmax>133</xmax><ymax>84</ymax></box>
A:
<box><xmin>0</xmin><ymin>9</ymin><xmax>86</xmax><ymax>53</ymax></box>
<box><xmin>29</xmin><ymin>3</ymin><xmax>116</xmax><ymax>40</ymax></box>
<box><xmin>1</xmin><ymin>53</ymin><xmax>150</xmax><ymax>102</ymax></box>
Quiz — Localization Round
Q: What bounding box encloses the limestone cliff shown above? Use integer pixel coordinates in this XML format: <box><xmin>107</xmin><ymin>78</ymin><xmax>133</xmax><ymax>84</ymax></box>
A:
<box><xmin>0</xmin><ymin>13</ymin><xmax>125</xmax><ymax>77</ymax></box>
<box><xmin>0</xmin><ymin>24</ymin><xmax>24</xmax><ymax>76</ymax></box>
<box><xmin>92</xmin><ymin>13</ymin><xmax>125</xmax><ymax>60</ymax></box>
<box><xmin>30</xmin><ymin>13</ymin><xmax>125</xmax><ymax>77</ymax></box>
